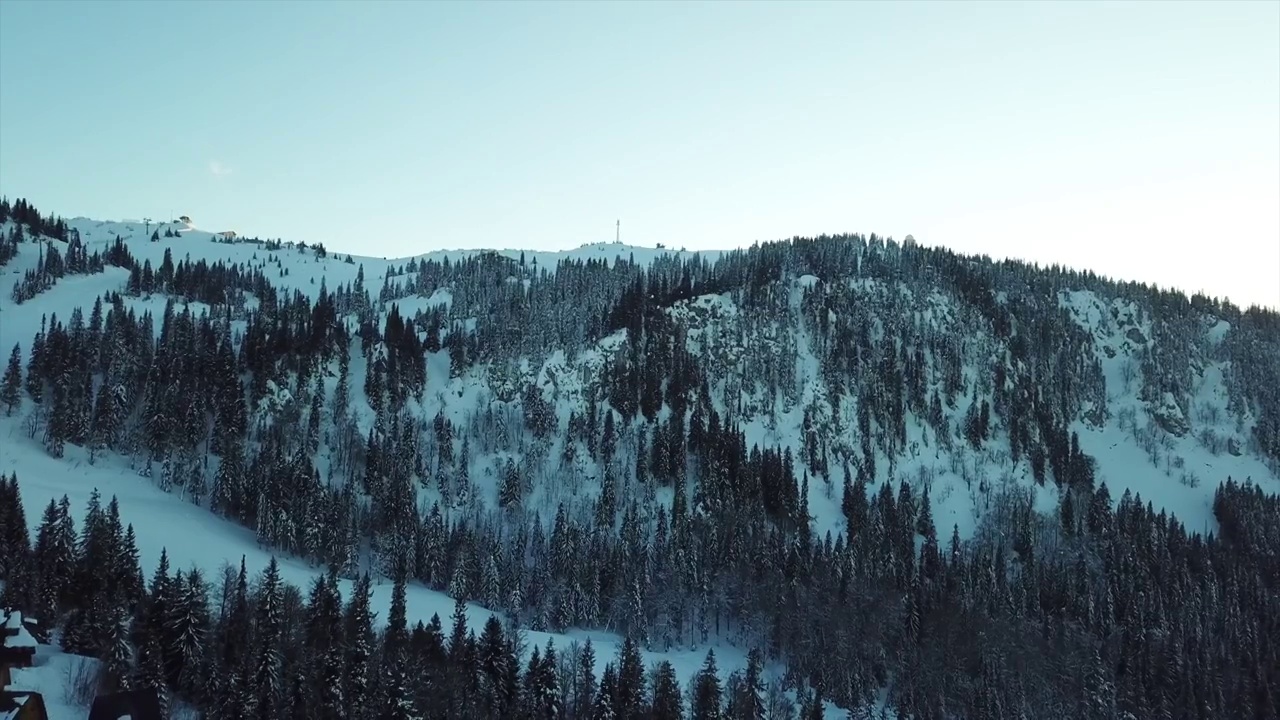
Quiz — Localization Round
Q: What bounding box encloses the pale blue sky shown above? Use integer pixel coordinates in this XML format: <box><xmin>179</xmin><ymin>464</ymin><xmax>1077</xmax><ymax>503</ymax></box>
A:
<box><xmin>1</xmin><ymin>1</ymin><xmax>1277</xmax><ymax>307</ymax></box>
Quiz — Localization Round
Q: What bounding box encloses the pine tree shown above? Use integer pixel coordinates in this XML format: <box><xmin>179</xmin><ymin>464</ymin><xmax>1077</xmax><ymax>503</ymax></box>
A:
<box><xmin>537</xmin><ymin>640</ymin><xmax>562</xmax><ymax>719</ymax></box>
<box><xmin>1080</xmin><ymin>644</ymin><xmax>1118</xmax><ymax>720</ymax></box>
<box><xmin>803</xmin><ymin>689</ymin><xmax>825</xmax><ymax>720</ymax></box>
<box><xmin>0</xmin><ymin>474</ymin><xmax>30</xmax><ymax>580</ymax></box>
<box><xmin>102</xmin><ymin>603</ymin><xmax>134</xmax><ymax>693</ymax></box>
<box><xmin>31</xmin><ymin>498</ymin><xmax>69</xmax><ymax>619</ymax></box>
<box><xmin>378</xmin><ymin>645</ymin><xmax>422</xmax><ymax>720</ymax></box>
<box><xmin>518</xmin><ymin>646</ymin><xmax>541</xmax><ymax>718</ymax></box>
<box><xmin>135</xmin><ymin>632</ymin><xmax>170</xmax><ymax>719</ymax></box>
<box><xmin>842</xmin><ymin>472</ymin><xmax>868</xmax><ymax>539</ymax></box>
<box><xmin>478</xmin><ymin>614</ymin><xmax>516</xmax><ymax>718</ymax></box>
<box><xmin>1060</xmin><ymin>488</ymin><xmax>1076</xmax><ymax>537</ymax></box>
<box><xmin>594</xmin><ymin>664</ymin><xmax>619</xmax><ymax>720</ymax></box>
<box><xmin>168</xmin><ymin>566</ymin><xmax>211</xmax><ymax>702</ymax></box>
<box><xmin>573</xmin><ymin>639</ymin><xmax>598</xmax><ymax>720</ymax></box>
<box><xmin>1</xmin><ymin>343</ymin><xmax>21</xmax><ymax>414</ymax></box>
<box><xmin>726</xmin><ymin>649</ymin><xmax>766</xmax><ymax>720</ymax></box>
<box><xmin>24</xmin><ymin>326</ymin><xmax>43</xmax><ymax>404</ymax></box>
<box><xmin>345</xmin><ymin>573</ymin><xmax>375</xmax><ymax>719</ymax></box>
<box><xmin>307</xmin><ymin>374</ymin><xmax>324</xmax><ymax>455</ymax></box>
<box><xmin>692</xmin><ymin>650</ymin><xmax>723</xmax><ymax>720</ymax></box>
<box><xmin>302</xmin><ymin>571</ymin><xmax>346</xmax><ymax>719</ymax></box>
<box><xmin>385</xmin><ymin>570</ymin><xmax>409</xmax><ymax>655</ymax></box>
<box><xmin>137</xmin><ymin>548</ymin><xmax>173</xmax><ymax>659</ymax></box>
<box><xmin>253</xmin><ymin>558</ymin><xmax>285</xmax><ymax>719</ymax></box>
<box><xmin>377</xmin><ymin>572</ymin><xmax>423</xmax><ymax>719</ymax></box>
<box><xmin>650</xmin><ymin>660</ymin><xmax>684</xmax><ymax>720</ymax></box>
<box><xmin>916</xmin><ymin>486</ymin><xmax>935</xmax><ymax>538</ymax></box>
<box><xmin>0</xmin><ymin>475</ymin><xmax>33</xmax><ymax>612</ymax></box>
<box><xmin>212</xmin><ymin>558</ymin><xmax>252</xmax><ymax>720</ymax></box>
<box><xmin>612</xmin><ymin>635</ymin><xmax>646</xmax><ymax>719</ymax></box>
<box><xmin>67</xmin><ymin>489</ymin><xmax>123</xmax><ymax>653</ymax></box>
<box><xmin>499</xmin><ymin>457</ymin><xmax>522</xmax><ymax>509</ymax></box>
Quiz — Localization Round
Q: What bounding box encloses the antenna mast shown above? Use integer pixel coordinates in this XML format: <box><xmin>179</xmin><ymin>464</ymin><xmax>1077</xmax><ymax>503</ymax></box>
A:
<box><xmin>616</xmin><ymin>219</ymin><xmax>620</xmax><ymax>244</ymax></box>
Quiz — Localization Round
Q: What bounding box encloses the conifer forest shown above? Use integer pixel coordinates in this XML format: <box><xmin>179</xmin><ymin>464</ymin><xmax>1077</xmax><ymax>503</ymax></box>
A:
<box><xmin>1</xmin><ymin>196</ymin><xmax>1278</xmax><ymax>719</ymax></box>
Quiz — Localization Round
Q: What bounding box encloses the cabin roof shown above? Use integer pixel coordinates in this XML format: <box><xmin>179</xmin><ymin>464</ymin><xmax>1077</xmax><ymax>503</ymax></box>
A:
<box><xmin>0</xmin><ymin>612</ymin><xmax>36</xmax><ymax>649</ymax></box>
<box><xmin>0</xmin><ymin>691</ymin><xmax>42</xmax><ymax>720</ymax></box>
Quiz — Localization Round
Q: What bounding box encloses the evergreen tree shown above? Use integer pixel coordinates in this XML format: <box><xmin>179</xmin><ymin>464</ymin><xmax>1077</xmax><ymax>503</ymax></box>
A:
<box><xmin>101</xmin><ymin>603</ymin><xmax>133</xmax><ymax>693</ymax></box>
<box><xmin>1</xmin><ymin>343</ymin><xmax>21</xmax><ymax>414</ymax></box>
<box><xmin>692</xmin><ymin>650</ymin><xmax>724</xmax><ymax>720</ymax></box>
<box><xmin>167</xmin><ymin>566</ymin><xmax>211</xmax><ymax>702</ymax></box>
<box><xmin>478</xmin><ymin>614</ymin><xmax>517</xmax><ymax>718</ymax></box>
<box><xmin>594</xmin><ymin>664</ymin><xmax>619</xmax><ymax>720</ymax></box>
<box><xmin>345</xmin><ymin>573</ymin><xmax>375</xmax><ymax>719</ymax></box>
<box><xmin>1060</xmin><ymin>489</ymin><xmax>1076</xmax><ymax>537</ymax></box>
<box><xmin>0</xmin><ymin>475</ymin><xmax>32</xmax><ymax>601</ymax></box>
<box><xmin>378</xmin><ymin>572</ymin><xmax>422</xmax><ymax>719</ymax></box>
<box><xmin>253</xmin><ymin>558</ymin><xmax>285</xmax><ymax>719</ymax></box>
<box><xmin>650</xmin><ymin>660</ymin><xmax>684</xmax><ymax>720</ymax></box>
<box><xmin>31</xmin><ymin>497</ymin><xmax>74</xmax><ymax>620</ymax></box>
<box><xmin>523</xmin><ymin>641</ymin><xmax>562</xmax><ymax>720</ymax></box>
<box><xmin>613</xmin><ymin>635</ymin><xmax>646</xmax><ymax>719</ymax></box>
<box><xmin>212</xmin><ymin>558</ymin><xmax>252</xmax><ymax>720</ymax></box>
<box><xmin>842</xmin><ymin>473</ymin><xmax>868</xmax><ymax>539</ymax></box>
<box><xmin>726</xmin><ymin>649</ymin><xmax>766</xmax><ymax>720</ymax></box>
<box><xmin>135</xmin><ymin>632</ymin><xmax>170</xmax><ymax>719</ymax></box>
<box><xmin>573</xmin><ymin>639</ymin><xmax>598</xmax><ymax>720</ymax></box>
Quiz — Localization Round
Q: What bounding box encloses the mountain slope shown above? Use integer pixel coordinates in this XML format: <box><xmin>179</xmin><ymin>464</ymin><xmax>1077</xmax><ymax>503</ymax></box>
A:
<box><xmin>1</xmin><ymin>196</ymin><xmax>1278</xmax><ymax>718</ymax></box>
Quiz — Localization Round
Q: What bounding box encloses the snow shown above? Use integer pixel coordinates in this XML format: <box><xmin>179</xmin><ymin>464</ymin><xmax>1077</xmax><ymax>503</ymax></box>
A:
<box><xmin>1</xmin><ymin>611</ymin><xmax>37</xmax><ymax>649</ymax></box>
<box><xmin>1061</xmin><ymin>289</ymin><xmax>1280</xmax><ymax>533</ymax></box>
<box><xmin>1207</xmin><ymin>318</ymin><xmax>1231</xmax><ymax>345</ymax></box>
<box><xmin>394</xmin><ymin>287</ymin><xmax>453</xmax><ymax>317</ymax></box>
<box><xmin>5</xmin><ymin>645</ymin><xmax>93</xmax><ymax>720</ymax></box>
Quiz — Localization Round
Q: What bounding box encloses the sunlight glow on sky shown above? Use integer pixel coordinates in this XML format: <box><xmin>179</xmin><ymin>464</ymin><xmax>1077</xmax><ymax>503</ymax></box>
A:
<box><xmin>1</xmin><ymin>1</ymin><xmax>1277</xmax><ymax>308</ymax></box>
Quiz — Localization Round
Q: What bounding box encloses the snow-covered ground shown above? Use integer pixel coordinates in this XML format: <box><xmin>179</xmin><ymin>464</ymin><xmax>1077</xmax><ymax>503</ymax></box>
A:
<box><xmin>6</xmin><ymin>646</ymin><xmax>104</xmax><ymax>720</ymax></box>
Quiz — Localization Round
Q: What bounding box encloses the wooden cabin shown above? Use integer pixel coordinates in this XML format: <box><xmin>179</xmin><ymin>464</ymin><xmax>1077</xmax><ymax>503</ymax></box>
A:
<box><xmin>0</xmin><ymin>691</ymin><xmax>48</xmax><ymax>720</ymax></box>
<box><xmin>0</xmin><ymin>613</ymin><xmax>36</xmax><ymax>672</ymax></box>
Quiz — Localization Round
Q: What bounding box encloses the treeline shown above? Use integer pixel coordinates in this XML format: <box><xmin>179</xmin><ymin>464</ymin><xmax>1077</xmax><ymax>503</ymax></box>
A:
<box><xmin>9</xmin><ymin>235</ymin><xmax>110</xmax><ymax>303</ymax></box>
<box><xmin>0</xmin><ymin>472</ymin><xmax>819</xmax><ymax>720</ymax></box>
<box><xmin>0</xmin><ymin>196</ymin><xmax>72</xmax><ymax>242</ymax></box>
<box><xmin>3</xmin><ymin>469</ymin><xmax>1279</xmax><ymax>718</ymax></box>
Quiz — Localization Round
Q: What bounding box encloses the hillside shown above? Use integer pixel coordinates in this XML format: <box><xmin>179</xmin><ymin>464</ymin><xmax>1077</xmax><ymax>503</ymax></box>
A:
<box><xmin>1</xmin><ymin>196</ymin><xmax>1279</xmax><ymax>719</ymax></box>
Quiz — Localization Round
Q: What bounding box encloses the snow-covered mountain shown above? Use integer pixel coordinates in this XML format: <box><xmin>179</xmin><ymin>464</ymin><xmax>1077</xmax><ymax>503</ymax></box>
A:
<box><xmin>1</xmin><ymin>197</ymin><xmax>1278</xmax><ymax>718</ymax></box>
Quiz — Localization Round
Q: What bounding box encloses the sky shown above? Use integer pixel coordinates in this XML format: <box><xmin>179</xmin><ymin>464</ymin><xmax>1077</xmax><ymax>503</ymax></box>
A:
<box><xmin>1</xmin><ymin>1</ymin><xmax>1277</xmax><ymax>309</ymax></box>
